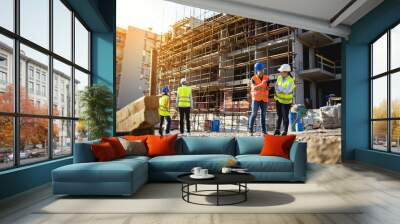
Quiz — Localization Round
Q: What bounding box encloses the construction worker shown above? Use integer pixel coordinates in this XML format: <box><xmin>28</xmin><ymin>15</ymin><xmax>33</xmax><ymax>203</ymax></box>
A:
<box><xmin>176</xmin><ymin>78</ymin><xmax>193</xmax><ymax>134</ymax></box>
<box><xmin>158</xmin><ymin>86</ymin><xmax>171</xmax><ymax>136</ymax></box>
<box><xmin>274</xmin><ymin>64</ymin><xmax>296</xmax><ymax>136</ymax></box>
<box><xmin>249</xmin><ymin>62</ymin><xmax>269</xmax><ymax>135</ymax></box>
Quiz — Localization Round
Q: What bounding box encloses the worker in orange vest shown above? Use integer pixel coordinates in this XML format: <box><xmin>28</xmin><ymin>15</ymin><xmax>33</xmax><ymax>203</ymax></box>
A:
<box><xmin>249</xmin><ymin>62</ymin><xmax>269</xmax><ymax>135</ymax></box>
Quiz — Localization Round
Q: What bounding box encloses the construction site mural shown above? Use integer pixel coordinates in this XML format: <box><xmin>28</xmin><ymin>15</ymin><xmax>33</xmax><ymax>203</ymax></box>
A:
<box><xmin>116</xmin><ymin>0</ymin><xmax>344</xmax><ymax>163</ymax></box>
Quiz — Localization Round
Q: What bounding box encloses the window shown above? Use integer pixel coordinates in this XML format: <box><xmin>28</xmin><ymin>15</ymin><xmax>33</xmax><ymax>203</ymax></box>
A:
<box><xmin>20</xmin><ymin>0</ymin><xmax>49</xmax><ymax>48</ymax></box>
<box><xmin>53</xmin><ymin>0</ymin><xmax>72</xmax><ymax>60</ymax></box>
<box><xmin>53</xmin><ymin>59</ymin><xmax>72</xmax><ymax>117</ymax></box>
<box><xmin>74</xmin><ymin>18</ymin><xmax>89</xmax><ymax>69</ymax></box>
<box><xmin>0</xmin><ymin>116</ymin><xmax>13</xmax><ymax>169</ymax></box>
<box><xmin>28</xmin><ymin>67</ymin><xmax>34</xmax><ymax>80</ymax></box>
<box><xmin>0</xmin><ymin>54</ymin><xmax>7</xmax><ymax>67</ymax></box>
<box><xmin>35</xmin><ymin>84</ymin><xmax>40</xmax><ymax>95</ymax></box>
<box><xmin>0</xmin><ymin>1</ymin><xmax>91</xmax><ymax>170</ymax></box>
<box><xmin>41</xmin><ymin>85</ymin><xmax>46</xmax><ymax>97</ymax></box>
<box><xmin>370</xmin><ymin>23</ymin><xmax>400</xmax><ymax>153</ymax></box>
<box><xmin>391</xmin><ymin>24</ymin><xmax>400</xmax><ymax>70</ymax></box>
<box><xmin>0</xmin><ymin>34</ymin><xmax>13</xmax><ymax>113</ymax></box>
<box><xmin>74</xmin><ymin>69</ymin><xmax>89</xmax><ymax>118</ymax></box>
<box><xmin>53</xmin><ymin>119</ymin><xmax>72</xmax><ymax>158</ymax></box>
<box><xmin>28</xmin><ymin>81</ymin><xmax>34</xmax><ymax>94</ymax></box>
<box><xmin>19</xmin><ymin>117</ymin><xmax>49</xmax><ymax>165</ymax></box>
<box><xmin>0</xmin><ymin>71</ymin><xmax>6</xmax><ymax>85</ymax></box>
<box><xmin>35</xmin><ymin>70</ymin><xmax>41</xmax><ymax>81</ymax></box>
<box><xmin>0</xmin><ymin>0</ymin><xmax>14</xmax><ymax>31</ymax></box>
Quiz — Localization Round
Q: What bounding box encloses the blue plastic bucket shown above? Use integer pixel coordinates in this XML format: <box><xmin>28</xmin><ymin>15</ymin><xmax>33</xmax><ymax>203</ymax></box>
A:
<box><xmin>211</xmin><ymin>119</ymin><xmax>220</xmax><ymax>132</ymax></box>
<box><xmin>295</xmin><ymin>122</ymin><xmax>304</xmax><ymax>132</ymax></box>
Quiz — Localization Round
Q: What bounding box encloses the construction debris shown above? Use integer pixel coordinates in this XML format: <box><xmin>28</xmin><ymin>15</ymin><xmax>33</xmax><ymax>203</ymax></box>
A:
<box><xmin>116</xmin><ymin>96</ymin><xmax>159</xmax><ymax>133</ymax></box>
<box><xmin>303</xmin><ymin>109</ymin><xmax>322</xmax><ymax>130</ymax></box>
<box><xmin>320</xmin><ymin>104</ymin><xmax>341</xmax><ymax>129</ymax></box>
<box><xmin>296</xmin><ymin>129</ymin><xmax>341</xmax><ymax>164</ymax></box>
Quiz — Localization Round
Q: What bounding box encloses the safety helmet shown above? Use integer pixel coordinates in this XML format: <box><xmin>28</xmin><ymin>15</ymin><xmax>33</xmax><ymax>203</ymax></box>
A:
<box><xmin>254</xmin><ymin>62</ymin><xmax>265</xmax><ymax>72</ymax></box>
<box><xmin>180</xmin><ymin>78</ymin><xmax>187</xmax><ymax>85</ymax></box>
<box><xmin>162</xmin><ymin>86</ymin><xmax>169</xmax><ymax>93</ymax></box>
<box><xmin>278</xmin><ymin>64</ymin><xmax>291</xmax><ymax>72</ymax></box>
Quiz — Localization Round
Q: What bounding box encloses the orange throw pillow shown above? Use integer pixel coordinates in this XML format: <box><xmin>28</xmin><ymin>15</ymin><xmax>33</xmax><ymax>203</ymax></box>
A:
<box><xmin>260</xmin><ymin>134</ymin><xmax>296</xmax><ymax>159</ymax></box>
<box><xmin>101</xmin><ymin>137</ymin><xmax>127</xmax><ymax>158</ymax></box>
<box><xmin>146</xmin><ymin>135</ymin><xmax>177</xmax><ymax>157</ymax></box>
<box><xmin>124</xmin><ymin>135</ymin><xmax>148</xmax><ymax>141</ymax></box>
<box><xmin>91</xmin><ymin>142</ymin><xmax>117</xmax><ymax>162</ymax></box>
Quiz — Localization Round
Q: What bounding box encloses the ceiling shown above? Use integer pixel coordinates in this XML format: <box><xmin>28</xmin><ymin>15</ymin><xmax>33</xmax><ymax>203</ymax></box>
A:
<box><xmin>167</xmin><ymin>0</ymin><xmax>384</xmax><ymax>37</ymax></box>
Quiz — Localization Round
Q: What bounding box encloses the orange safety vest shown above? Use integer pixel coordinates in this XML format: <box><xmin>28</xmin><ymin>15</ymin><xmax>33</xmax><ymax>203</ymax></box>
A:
<box><xmin>251</xmin><ymin>74</ymin><xmax>269</xmax><ymax>102</ymax></box>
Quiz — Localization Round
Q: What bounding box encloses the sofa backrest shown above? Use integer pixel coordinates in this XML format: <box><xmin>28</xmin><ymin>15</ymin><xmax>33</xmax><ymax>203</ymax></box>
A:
<box><xmin>73</xmin><ymin>140</ymin><xmax>100</xmax><ymax>163</ymax></box>
<box><xmin>177</xmin><ymin>136</ymin><xmax>236</xmax><ymax>155</ymax></box>
<box><xmin>235</xmin><ymin>136</ymin><xmax>263</xmax><ymax>155</ymax></box>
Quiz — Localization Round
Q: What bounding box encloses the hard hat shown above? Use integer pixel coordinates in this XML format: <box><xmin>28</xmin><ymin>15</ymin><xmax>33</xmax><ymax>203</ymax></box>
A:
<box><xmin>254</xmin><ymin>62</ymin><xmax>265</xmax><ymax>72</ymax></box>
<box><xmin>180</xmin><ymin>78</ymin><xmax>187</xmax><ymax>85</ymax></box>
<box><xmin>162</xmin><ymin>86</ymin><xmax>169</xmax><ymax>93</ymax></box>
<box><xmin>278</xmin><ymin>64</ymin><xmax>291</xmax><ymax>72</ymax></box>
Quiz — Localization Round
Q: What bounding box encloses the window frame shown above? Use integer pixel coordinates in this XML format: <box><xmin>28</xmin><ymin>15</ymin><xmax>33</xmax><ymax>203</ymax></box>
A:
<box><xmin>370</xmin><ymin>21</ymin><xmax>400</xmax><ymax>154</ymax></box>
<box><xmin>0</xmin><ymin>0</ymin><xmax>92</xmax><ymax>171</ymax></box>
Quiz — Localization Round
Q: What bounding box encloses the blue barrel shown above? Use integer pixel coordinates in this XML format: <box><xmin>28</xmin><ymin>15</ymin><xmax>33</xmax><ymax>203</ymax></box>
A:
<box><xmin>211</xmin><ymin>119</ymin><xmax>220</xmax><ymax>132</ymax></box>
<box><xmin>289</xmin><ymin>112</ymin><xmax>297</xmax><ymax>132</ymax></box>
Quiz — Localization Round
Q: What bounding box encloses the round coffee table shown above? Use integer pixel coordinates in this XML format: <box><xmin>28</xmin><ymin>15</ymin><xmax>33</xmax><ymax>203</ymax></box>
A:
<box><xmin>177</xmin><ymin>173</ymin><xmax>255</xmax><ymax>206</ymax></box>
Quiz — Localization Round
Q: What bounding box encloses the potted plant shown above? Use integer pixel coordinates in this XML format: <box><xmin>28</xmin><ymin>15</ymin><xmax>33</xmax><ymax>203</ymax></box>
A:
<box><xmin>79</xmin><ymin>84</ymin><xmax>113</xmax><ymax>140</ymax></box>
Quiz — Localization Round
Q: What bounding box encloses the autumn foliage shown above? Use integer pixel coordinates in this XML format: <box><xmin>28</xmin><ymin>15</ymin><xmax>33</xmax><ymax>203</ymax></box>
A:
<box><xmin>0</xmin><ymin>85</ymin><xmax>59</xmax><ymax>150</ymax></box>
<box><xmin>372</xmin><ymin>99</ymin><xmax>400</xmax><ymax>142</ymax></box>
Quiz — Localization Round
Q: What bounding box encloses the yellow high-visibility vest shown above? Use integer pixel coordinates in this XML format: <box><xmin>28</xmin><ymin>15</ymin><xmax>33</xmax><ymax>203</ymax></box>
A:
<box><xmin>274</xmin><ymin>75</ymin><xmax>295</xmax><ymax>104</ymax></box>
<box><xmin>159</xmin><ymin>94</ymin><xmax>170</xmax><ymax>116</ymax></box>
<box><xmin>177</xmin><ymin>85</ymin><xmax>191</xmax><ymax>107</ymax></box>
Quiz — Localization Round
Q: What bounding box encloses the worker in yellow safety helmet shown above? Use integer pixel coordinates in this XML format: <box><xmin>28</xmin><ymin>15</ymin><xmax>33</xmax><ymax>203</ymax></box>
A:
<box><xmin>176</xmin><ymin>78</ymin><xmax>193</xmax><ymax>134</ymax></box>
<box><xmin>274</xmin><ymin>64</ymin><xmax>296</xmax><ymax>136</ymax></box>
<box><xmin>159</xmin><ymin>86</ymin><xmax>171</xmax><ymax>136</ymax></box>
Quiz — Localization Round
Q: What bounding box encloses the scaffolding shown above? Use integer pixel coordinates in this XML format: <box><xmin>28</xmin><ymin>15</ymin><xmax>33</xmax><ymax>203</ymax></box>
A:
<box><xmin>156</xmin><ymin>14</ymin><xmax>295</xmax><ymax>132</ymax></box>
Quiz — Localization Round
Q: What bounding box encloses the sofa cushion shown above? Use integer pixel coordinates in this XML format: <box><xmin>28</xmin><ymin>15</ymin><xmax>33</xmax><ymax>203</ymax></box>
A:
<box><xmin>177</xmin><ymin>137</ymin><xmax>236</xmax><ymax>155</ymax></box>
<box><xmin>147</xmin><ymin>135</ymin><xmax>177</xmax><ymax>157</ymax></box>
<box><xmin>149</xmin><ymin>154</ymin><xmax>235</xmax><ymax>172</ymax></box>
<box><xmin>53</xmin><ymin>159</ymin><xmax>147</xmax><ymax>183</ymax></box>
<box><xmin>101</xmin><ymin>137</ymin><xmax>127</xmax><ymax>158</ymax></box>
<box><xmin>91</xmin><ymin>142</ymin><xmax>118</xmax><ymax>161</ymax></box>
<box><xmin>236</xmin><ymin>155</ymin><xmax>293</xmax><ymax>172</ymax></box>
<box><xmin>236</xmin><ymin>136</ymin><xmax>263</xmax><ymax>155</ymax></box>
<box><xmin>118</xmin><ymin>138</ymin><xmax>147</xmax><ymax>156</ymax></box>
<box><xmin>260</xmin><ymin>134</ymin><xmax>296</xmax><ymax>159</ymax></box>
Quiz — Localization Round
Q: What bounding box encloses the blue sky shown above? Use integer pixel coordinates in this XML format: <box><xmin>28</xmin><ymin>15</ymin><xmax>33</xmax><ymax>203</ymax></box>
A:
<box><xmin>117</xmin><ymin>0</ymin><xmax>217</xmax><ymax>34</ymax></box>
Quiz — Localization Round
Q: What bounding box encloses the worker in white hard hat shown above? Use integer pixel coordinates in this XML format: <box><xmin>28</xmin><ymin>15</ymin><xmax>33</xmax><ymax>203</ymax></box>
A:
<box><xmin>274</xmin><ymin>64</ymin><xmax>296</xmax><ymax>136</ymax></box>
<box><xmin>176</xmin><ymin>77</ymin><xmax>193</xmax><ymax>134</ymax></box>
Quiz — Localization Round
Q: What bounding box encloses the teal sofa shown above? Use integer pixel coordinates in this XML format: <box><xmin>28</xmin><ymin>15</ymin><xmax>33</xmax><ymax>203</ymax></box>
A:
<box><xmin>52</xmin><ymin>136</ymin><xmax>307</xmax><ymax>196</ymax></box>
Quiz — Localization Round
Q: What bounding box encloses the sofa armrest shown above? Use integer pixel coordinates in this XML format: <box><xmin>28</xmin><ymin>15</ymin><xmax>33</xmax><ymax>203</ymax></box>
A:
<box><xmin>289</xmin><ymin>141</ymin><xmax>307</xmax><ymax>181</ymax></box>
<box><xmin>73</xmin><ymin>141</ymin><xmax>99</xmax><ymax>163</ymax></box>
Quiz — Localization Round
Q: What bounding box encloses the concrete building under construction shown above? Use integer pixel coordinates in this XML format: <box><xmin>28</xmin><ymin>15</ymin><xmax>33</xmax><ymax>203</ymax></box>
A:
<box><xmin>153</xmin><ymin>13</ymin><xmax>341</xmax><ymax>132</ymax></box>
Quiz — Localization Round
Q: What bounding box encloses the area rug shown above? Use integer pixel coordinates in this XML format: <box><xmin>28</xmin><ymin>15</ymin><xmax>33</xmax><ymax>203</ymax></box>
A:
<box><xmin>37</xmin><ymin>183</ymin><xmax>361</xmax><ymax>214</ymax></box>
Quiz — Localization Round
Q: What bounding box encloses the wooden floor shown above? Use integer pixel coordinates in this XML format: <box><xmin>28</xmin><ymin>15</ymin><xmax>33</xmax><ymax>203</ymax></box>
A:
<box><xmin>1</xmin><ymin>162</ymin><xmax>400</xmax><ymax>224</ymax></box>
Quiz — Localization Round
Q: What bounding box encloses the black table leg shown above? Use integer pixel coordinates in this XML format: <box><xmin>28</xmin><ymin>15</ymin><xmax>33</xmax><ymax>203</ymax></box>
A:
<box><xmin>195</xmin><ymin>184</ymin><xmax>197</xmax><ymax>192</ymax></box>
<box><xmin>245</xmin><ymin>183</ymin><xmax>247</xmax><ymax>201</ymax></box>
<box><xmin>187</xmin><ymin>184</ymin><xmax>190</xmax><ymax>202</ymax></box>
<box><xmin>216</xmin><ymin>184</ymin><xmax>219</xmax><ymax>206</ymax></box>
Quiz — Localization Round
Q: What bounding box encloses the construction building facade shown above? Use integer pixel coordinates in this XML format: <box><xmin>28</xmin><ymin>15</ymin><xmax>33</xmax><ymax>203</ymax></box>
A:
<box><xmin>155</xmin><ymin>13</ymin><xmax>341</xmax><ymax>132</ymax></box>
